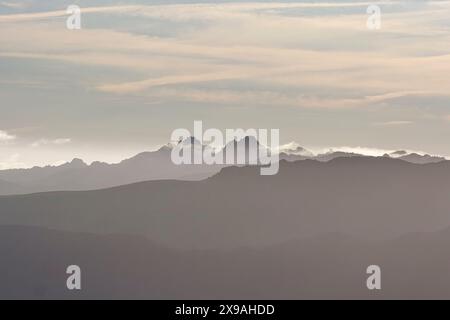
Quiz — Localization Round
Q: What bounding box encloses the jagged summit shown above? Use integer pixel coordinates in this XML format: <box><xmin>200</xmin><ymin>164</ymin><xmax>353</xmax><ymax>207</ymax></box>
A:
<box><xmin>178</xmin><ymin>136</ymin><xmax>202</xmax><ymax>146</ymax></box>
<box><xmin>390</xmin><ymin>150</ymin><xmax>408</xmax><ymax>157</ymax></box>
<box><xmin>62</xmin><ymin>158</ymin><xmax>87</xmax><ymax>169</ymax></box>
<box><xmin>278</xmin><ymin>142</ymin><xmax>314</xmax><ymax>157</ymax></box>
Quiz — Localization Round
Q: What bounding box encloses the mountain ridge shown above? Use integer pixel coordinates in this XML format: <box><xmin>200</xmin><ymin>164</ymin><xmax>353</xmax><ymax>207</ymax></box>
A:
<box><xmin>0</xmin><ymin>138</ymin><xmax>447</xmax><ymax>195</ymax></box>
<box><xmin>1</xmin><ymin>156</ymin><xmax>449</xmax><ymax>249</ymax></box>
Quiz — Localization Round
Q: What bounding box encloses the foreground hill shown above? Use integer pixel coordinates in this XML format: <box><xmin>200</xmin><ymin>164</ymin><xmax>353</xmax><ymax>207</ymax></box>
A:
<box><xmin>2</xmin><ymin>225</ymin><xmax>450</xmax><ymax>299</ymax></box>
<box><xmin>1</xmin><ymin>157</ymin><xmax>449</xmax><ymax>249</ymax></box>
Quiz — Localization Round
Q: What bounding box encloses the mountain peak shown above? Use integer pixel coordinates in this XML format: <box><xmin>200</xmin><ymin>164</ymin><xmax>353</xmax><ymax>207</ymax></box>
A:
<box><xmin>390</xmin><ymin>150</ymin><xmax>408</xmax><ymax>157</ymax></box>
<box><xmin>63</xmin><ymin>158</ymin><xmax>87</xmax><ymax>169</ymax></box>
<box><xmin>178</xmin><ymin>136</ymin><xmax>202</xmax><ymax>146</ymax></box>
<box><xmin>158</xmin><ymin>144</ymin><xmax>173</xmax><ymax>152</ymax></box>
<box><xmin>278</xmin><ymin>142</ymin><xmax>314</xmax><ymax>157</ymax></box>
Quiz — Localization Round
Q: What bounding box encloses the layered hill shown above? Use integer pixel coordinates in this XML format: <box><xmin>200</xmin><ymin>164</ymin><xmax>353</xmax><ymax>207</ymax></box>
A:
<box><xmin>1</xmin><ymin>157</ymin><xmax>449</xmax><ymax>249</ymax></box>
<box><xmin>2</xmin><ymin>225</ymin><xmax>450</xmax><ymax>299</ymax></box>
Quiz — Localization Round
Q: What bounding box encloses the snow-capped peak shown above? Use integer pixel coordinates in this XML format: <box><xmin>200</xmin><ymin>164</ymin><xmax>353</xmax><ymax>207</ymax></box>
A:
<box><xmin>277</xmin><ymin>142</ymin><xmax>314</xmax><ymax>157</ymax></box>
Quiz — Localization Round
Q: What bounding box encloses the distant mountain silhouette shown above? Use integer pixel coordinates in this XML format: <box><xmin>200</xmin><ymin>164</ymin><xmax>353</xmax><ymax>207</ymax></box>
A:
<box><xmin>389</xmin><ymin>150</ymin><xmax>409</xmax><ymax>157</ymax></box>
<box><xmin>0</xmin><ymin>143</ymin><xmax>220</xmax><ymax>195</ymax></box>
<box><xmin>397</xmin><ymin>153</ymin><xmax>446</xmax><ymax>164</ymax></box>
<box><xmin>315</xmin><ymin>151</ymin><xmax>363</xmax><ymax>162</ymax></box>
<box><xmin>280</xmin><ymin>150</ymin><xmax>379</xmax><ymax>162</ymax></box>
<box><xmin>281</xmin><ymin>149</ymin><xmax>447</xmax><ymax>164</ymax></box>
<box><xmin>1</xmin><ymin>157</ymin><xmax>450</xmax><ymax>249</ymax></box>
<box><xmin>0</xmin><ymin>139</ymin><xmax>446</xmax><ymax>195</ymax></box>
<box><xmin>217</xmin><ymin>135</ymin><xmax>270</xmax><ymax>165</ymax></box>
<box><xmin>278</xmin><ymin>142</ymin><xmax>314</xmax><ymax>157</ymax></box>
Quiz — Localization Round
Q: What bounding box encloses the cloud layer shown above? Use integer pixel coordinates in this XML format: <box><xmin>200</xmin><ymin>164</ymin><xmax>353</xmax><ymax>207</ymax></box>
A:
<box><xmin>1</xmin><ymin>1</ymin><xmax>450</xmax><ymax>167</ymax></box>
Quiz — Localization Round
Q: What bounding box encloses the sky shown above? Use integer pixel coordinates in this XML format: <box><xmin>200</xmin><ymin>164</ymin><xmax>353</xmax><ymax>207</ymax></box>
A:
<box><xmin>0</xmin><ymin>0</ymin><xmax>450</xmax><ymax>168</ymax></box>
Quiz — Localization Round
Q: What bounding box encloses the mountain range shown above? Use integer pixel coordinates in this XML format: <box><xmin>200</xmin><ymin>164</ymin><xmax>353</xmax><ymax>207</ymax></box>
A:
<box><xmin>0</xmin><ymin>137</ymin><xmax>446</xmax><ymax>195</ymax></box>
<box><xmin>1</xmin><ymin>156</ymin><xmax>450</xmax><ymax>249</ymax></box>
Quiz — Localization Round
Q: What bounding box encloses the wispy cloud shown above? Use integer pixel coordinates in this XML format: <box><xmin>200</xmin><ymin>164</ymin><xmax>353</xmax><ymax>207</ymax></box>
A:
<box><xmin>373</xmin><ymin>120</ymin><xmax>414</xmax><ymax>127</ymax></box>
<box><xmin>96</xmin><ymin>71</ymin><xmax>257</xmax><ymax>94</ymax></box>
<box><xmin>0</xmin><ymin>130</ymin><xmax>16</xmax><ymax>144</ymax></box>
<box><xmin>31</xmin><ymin>138</ymin><xmax>71</xmax><ymax>148</ymax></box>
<box><xmin>0</xmin><ymin>1</ymin><xmax>28</xmax><ymax>9</ymax></box>
<box><xmin>0</xmin><ymin>5</ymin><xmax>140</xmax><ymax>22</ymax></box>
<box><xmin>1</xmin><ymin>2</ymin><xmax>450</xmax><ymax>109</ymax></box>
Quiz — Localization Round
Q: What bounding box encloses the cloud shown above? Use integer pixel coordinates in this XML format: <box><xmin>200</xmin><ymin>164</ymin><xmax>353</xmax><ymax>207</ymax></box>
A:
<box><xmin>129</xmin><ymin>87</ymin><xmax>312</xmax><ymax>108</ymax></box>
<box><xmin>373</xmin><ymin>121</ymin><xmax>414</xmax><ymax>126</ymax></box>
<box><xmin>117</xmin><ymin>87</ymin><xmax>434</xmax><ymax>109</ymax></box>
<box><xmin>0</xmin><ymin>130</ymin><xmax>16</xmax><ymax>143</ymax></box>
<box><xmin>31</xmin><ymin>138</ymin><xmax>71</xmax><ymax>148</ymax></box>
<box><xmin>0</xmin><ymin>5</ymin><xmax>141</xmax><ymax>22</ymax></box>
<box><xmin>1</xmin><ymin>1</ymin><xmax>450</xmax><ymax>111</ymax></box>
<box><xmin>96</xmin><ymin>71</ymin><xmax>257</xmax><ymax>94</ymax></box>
<box><xmin>0</xmin><ymin>2</ymin><xmax>400</xmax><ymax>22</ymax></box>
<box><xmin>322</xmin><ymin>146</ymin><xmax>395</xmax><ymax>157</ymax></box>
<box><xmin>0</xmin><ymin>1</ymin><xmax>28</xmax><ymax>9</ymax></box>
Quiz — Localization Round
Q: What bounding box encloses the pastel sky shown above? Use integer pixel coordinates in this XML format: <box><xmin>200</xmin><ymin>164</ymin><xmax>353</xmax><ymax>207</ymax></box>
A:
<box><xmin>1</xmin><ymin>0</ymin><xmax>450</xmax><ymax>168</ymax></box>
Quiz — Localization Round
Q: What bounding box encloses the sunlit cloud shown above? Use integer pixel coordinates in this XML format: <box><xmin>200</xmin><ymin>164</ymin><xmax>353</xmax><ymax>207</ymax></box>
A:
<box><xmin>1</xmin><ymin>2</ymin><xmax>450</xmax><ymax>107</ymax></box>
<box><xmin>31</xmin><ymin>138</ymin><xmax>72</xmax><ymax>148</ymax></box>
<box><xmin>373</xmin><ymin>121</ymin><xmax>414</xmax><ymax>127</ymax></box>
